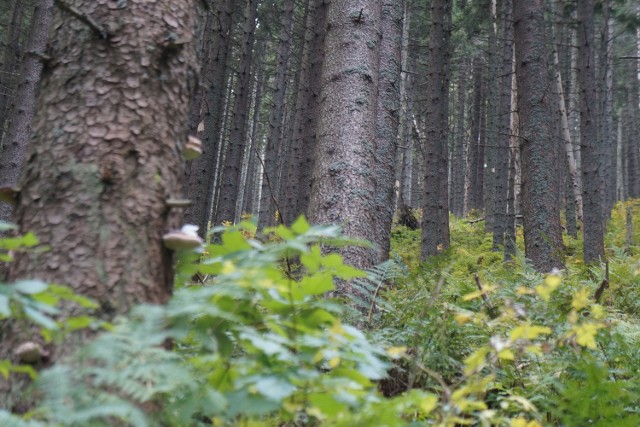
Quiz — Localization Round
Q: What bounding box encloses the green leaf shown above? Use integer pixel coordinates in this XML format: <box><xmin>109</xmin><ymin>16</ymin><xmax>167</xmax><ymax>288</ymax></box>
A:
<box><xmin>23</xmin><ymin>306</ymin><xmax>58</xmax><ymax>330</ymax></box>
<box><xmin>65</xmin><ymin>316</ymin><xmax>95</xmax><ymax>331</ymax></box>
<box><xmin>13</xmin><ymin>280</ymin><xmax>48</xmax><ymax>295</ymax></box>
<box><xmin>254</xmin><ymin>376</ymin><xmax>296</xmax><ymax>401</ymax></box>
<box><xmin>291</xmin><ymin>216</ymin><xmax>311</xmax><ymax>234</ymax></box>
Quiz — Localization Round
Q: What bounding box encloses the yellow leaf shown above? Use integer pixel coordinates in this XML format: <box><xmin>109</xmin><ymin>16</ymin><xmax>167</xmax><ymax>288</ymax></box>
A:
<box><xmin>571</xmin><ymin>288</ymin><xmax>590</xmax><ymax>311</ymax></box>
<box><xmin>420</xmin><ymin>395</ymin><xmax>438</xmax><ymax>414</ymax></box>
<box><xmin>510</xmin><ymin>418</ymin><xmax>542</xmax><ymax>427</ymax></box>
<box><xmin>517</xmin><ymin>286</ymin><xmax>535</xmax><ymax>295</ymax></box>
<box><xmin>510</xmin><ymin>324</ymin><xmax>552</xmax><ymax>341</ymax></box>
<box><xmin>535</xmin><ymin>274</ymin><xmax>561</xmax><ymax>301</ymax></box>
<box><xmin>573</xmin><ymin>322</ymin><xmax>603</xmax><ymax>349</ymax></box>
<box><xmin>463</xmin><ymin>347</ymin><xmax>490</xmax><ymax>376</ymax></box>
<box><xmin>221</xmin><ymin>261</ymin><xmax>235</xmax><ymax>274</ymax></box>
<box><xmin>455</xmin><ymin>312</ymin><xmax>473</xmax><ymax>325</ymax></box>
<box><xmin>328</xmin><ymin>356</ymin><xmax>341</xmax><ymax>368</ymax></box>
<box><xmin>525</xmin><ymin>345</ymin><xmax>543</xmax><ymax>356</ymax></box>
<box><xmin>592</xmin><ymin>304</ymin><xmax>605</xmax><ymax>319</ymax></box>
<box><xmin>463</xmin><ymin>285</ymin><xmax>494</xmax><ymax>301</ymax></box>
<box><xmin>498</xmin><ymin>349</ymin><xmax>515</xmax><ymax>360</ymax></box>
<box><xmin>387</xmin><ymin>346</ymin><xmax>407</xmax><ymax>358</ymax></box>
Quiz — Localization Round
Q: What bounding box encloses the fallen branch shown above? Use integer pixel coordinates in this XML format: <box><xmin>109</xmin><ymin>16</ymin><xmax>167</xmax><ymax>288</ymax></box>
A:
<box><xmin>474</xmin><ymin>273</ymin><xmax>498</xmax><ymax>318</ymax></box>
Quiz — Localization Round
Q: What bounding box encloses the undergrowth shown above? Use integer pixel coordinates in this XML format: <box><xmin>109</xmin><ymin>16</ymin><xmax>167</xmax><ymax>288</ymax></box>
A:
<box><xmin>1</xmin><ymin>202</ymin><xmax>640</xmax><ymax>426</ymax></box>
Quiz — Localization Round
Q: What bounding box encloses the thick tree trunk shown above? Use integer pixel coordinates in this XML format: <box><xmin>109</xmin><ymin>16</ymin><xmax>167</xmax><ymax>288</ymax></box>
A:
<box><xmin>0</xmin><ymin>0</ymin><xmax>54</xmax><ymax>224</ymax></box>
<box><xmin>373</xmin><ymin>0</ymin><xmax>403</xmax><ymax>263</ymax></box>
<box><xmin>421</xmin><ymin>0</ymin><xmax>452</xmax><ymax>259</ymax></box>
<box><xmin>514</xmin><ymin>0</ymin><xmax>564</xmax><ymax>271</ymax></box>
<box><xmin>309</xmin><ymin>0</ymin><xmax>381</xmax><ymax>273</ymax></box>
<box><xmin>577</xmin><ymin>0</ymin><xmax>605</xmax><ymax>264</ymax></box>
<box><xmin>8</xmin><ymin>0</ymin><xmax>196</xmax><ymax>303</ymax></box>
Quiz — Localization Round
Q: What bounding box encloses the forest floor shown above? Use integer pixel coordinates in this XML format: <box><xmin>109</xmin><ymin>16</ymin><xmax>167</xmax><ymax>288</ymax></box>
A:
<box><xmin>370</xmin><ymin>201</ymin><xmax>640</xmax><ymax>424</ymax></box>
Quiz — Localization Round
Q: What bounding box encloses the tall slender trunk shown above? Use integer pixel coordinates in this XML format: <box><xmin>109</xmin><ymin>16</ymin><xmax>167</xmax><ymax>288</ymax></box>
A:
<box><xmin>421</xmin><ymin>0</ymin><xmax>452</xmax><ymax>259</ymax></box>
<box><xmin>217</xmin><ymin>0</ymin><xmax>258</xmax><ymax>224</ymax></box>
<box><xmin>258</xmin><ymin>0</ymin><xmax>295</xmax><ymax>228</ymax></box>
<box><xmin>492</xmin><ymin>0</ymin><xmax>513</xmax><ymax>251</ymax></box>
<box><xmin>186</xmin><ymin>0</ymin><xmax>234</xmax><ymax>236</ymax></box>
<box><xmin>577</xmin><ymin>0</ymin><xmax>605</xmax><ymax>263</ymax></box>
<box><xmin>450</xmin><ymin>63</ymin><xmax>466</xmax><ymax>218</ymax></box>
<box><xmin>484</xmin><ymin>0</ymin><xmax>498</xmax><ymax>231</ymax></box>
<box><xmin>466</xmin><ymin>56</ymin><xmax>483</xmax><ymax>213</ymax></box>
<box><xmin>373</xmin><ymin>0</ymin><xmax>403</xmax><ymax>263</ymax></box>
<box><xmin>296</xmin><ymin>0</ymin><xmax>328</xmax><ymax>217</ymax></box>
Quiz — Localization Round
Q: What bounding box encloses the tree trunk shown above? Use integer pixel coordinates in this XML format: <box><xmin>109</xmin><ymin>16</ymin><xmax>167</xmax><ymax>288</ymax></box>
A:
<box><xmin>373</xmin><ymin>0</ymin><xmax>403</xmax><ymax>263</ymax></box>
<box><xmin>421</xmin><ymin>0</ymin><xmax>452</xmax><ymax>259</ymax></box>
<box><xmin>577</xmin><ymin>0</ymin><xmax>605</xmax><ymax>264</ymax></box>
<box><xmin>492</xmin><ymin>0</ymin><xmax>513</xmax><ymax>251</ymax></box>
<box><xmin>295</xmin><ymin>0</ymin><xmax>328</xmax><ymax>218</ymax></box>
<box><xmin>0</xmin><ymin>1</ymin><xmax>25</xmax><ymax>146</ymax></box>
<box><xmin>0</xmin><ymin>0</ymin><xmax>54</xmax><ymax>224</ymax></box>
<box><xmin>216</xmin><ymin>0</ymin><xmax>257</xmax><ymax>224</ymax></box>
<box><xmin>466</xmin><ymin>56</ymin><xmax>483</xmax><ymax>213</ymax></box>
<box><xmin>309</xmin><ymin>0</ymin><xmax>381</xmax><ymax>273</ymax></box>
<box><xmin>484</xmin><ymin>0</ymin><xmax>498</xmax><ymax>232</ymax></box>
<box><xmin>514</xmin><ymin>0</ymin><xmax>564</xmax><ymax>271</ymax></box>
<box><xmin>450</xmin><ymin>63</ymin><xmax>466</xmax><ymax>218</ymax></box>
<box><xmin>258</xmin><ymin>0</ymin><xmax>295</xmax><ymax>228</ymax></box>
<box><xmin>552</xmin><ymin>15</ymin><xmax>583</xmax><ymax>225</ymax></box>
<box><xmin>186</xmin><ymin>0</ymin><xmax>233</xmax><ymax>236</ymax></box>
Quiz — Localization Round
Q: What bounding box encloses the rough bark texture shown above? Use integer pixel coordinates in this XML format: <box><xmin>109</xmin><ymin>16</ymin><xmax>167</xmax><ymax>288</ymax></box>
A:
<box><xmin>420</xmin><ymin>0</ymin><xmax>452</xmax><ymax>259</ymax></box>
<box><xmin>0</xmin><ymin>1</ymin><xmax>26</xmax><ymax>145</ymax></box>
<box><xmin>484</xmin><ymin>0</ymin><xmax>498</xmax><ymax>231</ymax></box>
<box><xmin>577</xmin><ymin>0</ymin><xmax>605</xmax><ymax>264</ymax></box>
<box><xmin>492</xmin><ymin>0</ymin><xmax>513</xmax><ymax>251</ymax></box>
<box><xmin>8</xmin><ymin>0</ymin><xmax>196</xmax><ymax>304</ymax></box>
<box><xmin>216</xmin><ymin>0</ymin><xmax>257</xmax><ymax>224</ymax></box>
<box><xmin>309</xmin><ymin>0</ymin><xmax>381</xmax><ymax>273</ymax></box>
<box><xmin>296</xmin><ymin>0</ymin><xmax>328</xmax><ymax>217</ymax></box>
<box><xmin>0</xmin><ymin>0</ymin><xmax>54</xmax><ymax>224</ymax></box>
<box><xmin>513</xmin><ymin>0</ymin><xmax>564</xmax><ymax>272</ymax></box>
<box><xmin>373</xmin><ymin>0</ymin><xmax>402</xmax><ymax>263</ymax></box>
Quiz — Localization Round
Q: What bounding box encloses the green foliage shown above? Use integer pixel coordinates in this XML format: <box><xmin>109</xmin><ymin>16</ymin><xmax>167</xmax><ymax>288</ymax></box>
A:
<box><xmin>5</xmin><ymin>203</ymin><xmax>640</xmax><ymax>426</ymax></box>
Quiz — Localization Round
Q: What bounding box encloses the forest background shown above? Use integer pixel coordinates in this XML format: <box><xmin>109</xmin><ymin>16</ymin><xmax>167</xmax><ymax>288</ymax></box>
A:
<box><xmin>0</xmin><ymin>0</ymin><xmax>639</xmax><ymax>425</ymax></box>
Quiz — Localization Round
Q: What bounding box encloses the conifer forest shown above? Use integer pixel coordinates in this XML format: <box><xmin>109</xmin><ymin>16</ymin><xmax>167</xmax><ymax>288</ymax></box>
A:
<box><xmin>3</xmin><ymin>0</ymin><xmax>640</xmax><ymax>425</ymax></box>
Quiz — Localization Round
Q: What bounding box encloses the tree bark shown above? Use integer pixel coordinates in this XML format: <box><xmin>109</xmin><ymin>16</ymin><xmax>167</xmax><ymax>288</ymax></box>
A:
<box><xmin>492</xmin><ymin>0</ymin><xmax>513</xmax><ymax>251</ymax></box>
<box><xmin>216</xmin><ymin>0</ymin><xmax>257</xmax><ymax>224</ymax></box>
<box><xmin>186</xmin><ymin>0</ymin><xmax>233</xmax><ymax>236</ymax></box>
<box><xmin>309</xmin><ymin>0</ymin><xmax>381</xmax><ymax>273</ymax></box>
<box><xmin>0</xmin><ymin>0</ymin><xmax>54</xmax><ymax>224</ymax></box>
<box><xmin>577</xmin><ymin>0</ymin><xmax>605</xmax><ymax>264</ymax></box>
<box><xmin>450</xmin><ymin>63</ymin><xmax>466</xmax><ymax>218</ymax></box>
<box><xmin>421</xmin><ymin>0</ymin><xmax>452</xmax><ymax>259</ymax></box>
<box><xmin>373</xmin><ymin>0</ymin><xmax>403</xmax><ymax>263</ymax></box>
<box><xmin>258</xmin><ymin>0</ymin><xmax>295</xmax><ymax>228</ymax></box>
<box><xmin>0</xmin><ymin>1</ymin><xmax>26</xmax><ymax>146</ymax></box>
<box><xmin>514</xmin><ymin>0</ymin><xmax>564</xmax><ymax>271</ymax></box>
